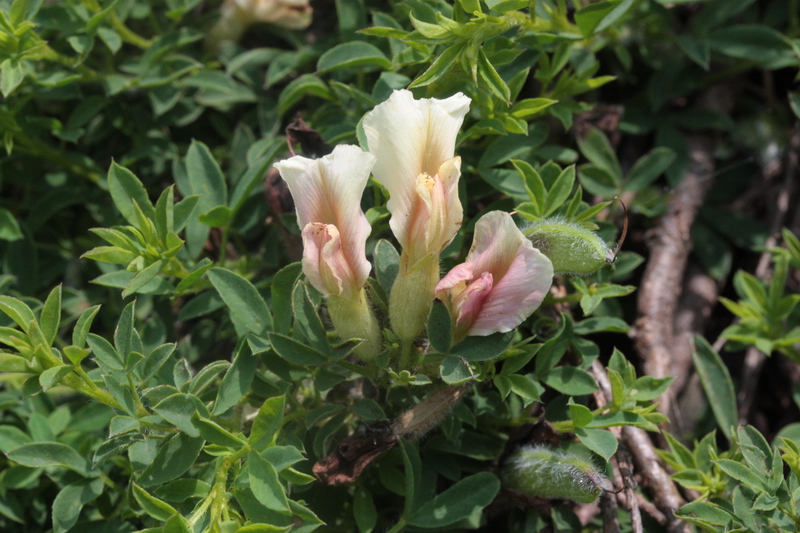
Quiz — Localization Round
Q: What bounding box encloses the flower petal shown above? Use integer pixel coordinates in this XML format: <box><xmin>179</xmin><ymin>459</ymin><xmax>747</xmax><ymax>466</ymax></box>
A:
<box><xmin>275</xmin><ymin>145</ymin><xmax>375</xmax><ymax>296</ymax></box>
<box><xmin>301</xmin><ymin>223</ymin><xmax>352</xmax><ymax>297</ymax></box>
<box><xmin>437</xmin><ymin>211</ymin><xmax>554</xmax><ymax>337</ymax></box>
<box><xmin>363</xmin><ymin>90</ymin><xmax>470</xmax><ymax>250</ymax></box>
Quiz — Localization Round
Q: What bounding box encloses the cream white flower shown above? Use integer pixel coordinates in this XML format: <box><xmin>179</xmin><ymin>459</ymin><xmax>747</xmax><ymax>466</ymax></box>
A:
<box><xmin>363</xmin><ymin>89</ymin><xmax>470</xmax><ymax>266</ymax></box>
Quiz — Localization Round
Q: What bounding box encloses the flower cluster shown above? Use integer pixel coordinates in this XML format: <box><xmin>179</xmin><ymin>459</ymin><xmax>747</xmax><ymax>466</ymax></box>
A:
<box><xmin>274</xmin><ymin>90</ymin><xmax>554</xmax><ymax>363</ymax></box>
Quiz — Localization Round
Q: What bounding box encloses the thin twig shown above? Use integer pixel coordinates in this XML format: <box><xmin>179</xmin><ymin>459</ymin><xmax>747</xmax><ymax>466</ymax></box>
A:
<box><xmin>592</xmin><ymin>360</ymin><xmax>689</xmax><ymax>533</ymax></box>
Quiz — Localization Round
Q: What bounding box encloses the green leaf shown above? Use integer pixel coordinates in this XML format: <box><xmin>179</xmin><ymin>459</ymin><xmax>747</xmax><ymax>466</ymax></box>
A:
<box><xmin>0</xmin><ymin>208</ymin><xmax>23</xmax><ymax>240</ymax></box>
<box><xmin>451</xmin><ymin>332</ymin><xmax>513</xmax><ymax>361</ymax></box>
<box><xmin>103</xmin><ymin>374</ymin><xmax>139</xmax><ymax>417</ymax></box>
<box><xmin>114</xmin><ymin>300</ymin><xmax>135</xmax><ymax>360</ymax></box>
<box><xmin>506</xmin><ymin>374</ymin><xmax>542</xmax><ymax>402</ymax></box>
<box><xmin>409</xmin><ymin>42</ymin><xmax>466</xmax><ymax>88</ymax></box>
<box><xmin>569</xmin><ymin>402</ymin><xmax>595</xmax><ymax>427</ymax></box>
<box><xmin>123</xmin><ymin>260</ymin><xmax>164</xmax><ymax>299</ymax></box>
<box><xmin>141</xmin><ymin>343</ymin><xmax>177</xmax><ymax>382</ymax></box>
<box><xmin>267</xmin><ymin>332</ymin><xmax>328</xmax><ymax>366</ymax></box>
<box><xmin>408</xmin><ymin>472</ymin><xmax>500</xmax><ymax>527</ymax></box>
<box><xmin>575</xmin><ymin>0</ymin><xmax>637</xmax><ymax>36</ymax></box>
<box><xmin>277</xmin><ymin>74</ymin><xmax>333</xmax><ymax>116</ymax></box>
<box><xmin>87</xmin><ymin>333</ymin><xmax>124</xmax><ymax>373</ymax></box>
<box><xmin>354</xmin><ymin>485</ymin><xmax>378</xmax><ymax>533</ymax></box>
<box><xmin>197</xmin><ymin>205</ymin><xmax>233</xmax><ymax>228</ymax></box>
<box><xmin>72</xmin><ymin>305</ymin><xmax>101</xmax><ymax>349</ymax></box>
<box><xmin>8</xmin><ymin>442</ymin><xmax>93</xmax><ymax>477</ymax></box>
<box><xmin>173</xmin><ymin>195</ymin><xmax>200</xmax><ymax>232</ymax></box>
<box><xmin>39</xmin><ymin>284</ymin><xmax>61</xmax><ymax>346</ymax></box>
<box><xmin>542</xmin><ymin>366</ymin><xmax>598</xmax><ymax>395</ymax></box>
<box><xmin>317</xmin><ymin>41</ymin><xmax>391</xmax><ymax>74</ymax></box>
<box><xmin>1</xmin><ymin>59</ymin><xmax>24</xmax><ymax>98</ymax></box>
<box><xmin>575</xmin><ymin>428</ymin><xmax>618</xmax><ymax>461</ymax></box>
<box><xmin>153</xmin><ymin>393</ymin><xmax>209</xmax><ymax>438</ymax></box>
<box><xmin>0</xmin><ymin>353</ymin><xmax>29</xmax><ymax>372</ymax></box>
<box><xmin>39</xmin><ymin>365</ymin><xmax>74</xmax><ymax>392</ymax></box>
<box><xmin>708</xmin><ymin>24</ymin><xmax>793</xmax><ymax>64</ymax></box>
<box><xmin>715</xmin><ymin>459</ymin><xmax>770</xmax><ymax>493</ymax></box>
<box><xmin>194</xmin><ymin>414</ymin><xmax>246</xmax><ymax>448</ymax></box>
<box><xmin>0</xmin><ymin>296</ymin><xmax>36</xmax><ymax>333</ymax></box>
<box><xmin>52</xmin><ymin>478</ymin><xmax>104</xmax><ymax>533</ymax></box>
<box><xmin>250</xmin><ymin>395</ymin><xmax>285</xmax><ymax>451</ymax></box>
<box><xmin>213</xmin><ymin>342</ymin><xmax>257</xmax><ymax>415</ymax></box>
<box><xmin>248</xmin><ymin>451</ymin><xmax>291</xmax><ymax>513</ymax></box>
<box><xmin>108</xmin><ymin>162</ymin><xmax>155</xmax><ymax>226</ymax></box>
<box><xmin>675</xmin><ymin>500</ymin><xmax>736</xmax><ymax>527</ymax></box>
<box><xmin>374</xmin><ymin>239</ymin><xmax>400</xmax><ymax>293</ymax></box>
<box><xmin>291</xmin><ymin>282</ymin><xmax>329</xmax><ymax>355</ymax></box>
<box><xmin>138</xmin><ymin>433</ymin><xmax>205</xmax><ymax>487</ymax></box>
<box><xmin>154</xmin><ymin>479</ymin><xmax>211</xmax><ymax>503</ymax></box>
<box><xmin>427</xmin><ymin>301</ymin><xmax>452</xmax><ymax>353</ymax></box>
<box><xmin>271</xmin><ymin>262</ymin><xmax>302</xmax><ymax>335</ymax></box>
<box><xmin>132</xmin><ymin>483</ymin><xmax>178</xmax><ymax>522</ymax></box>
<box><xmin>399</xmin><ymin>439</ymin><xmax>423</xmax><ymax>517</ymax></box>
<box><xmin>510</xmin><ymin>98</ymin><xmax>558</xmax><ymax>119</ymax></box>
<box><xmin>0</xmin><ymin>426</ymin><xmax>31</xmax><ymax>453</ymax></box>
<box><xmin>477</xmin><ymin>48</ymin><xmax>510</xmax><ymax>103</ymax></box>
<box><xmin>186</xmin><ymin>140</ymin><xmax>227</xmax><ymax>213</ymax></box>
<box><xmin>692</xmin><ymin>336</ymin><xmax>737</xmax><ymax>440</ymax></box>
<box><xmin>207</xmin><ymin>268</ymin><xmax>272</xmax><ymax>335</ymax></box>
<box><xmin>441</xmin><ymin>355</ymin><xmax>474</xmax><ymax>385</ymax></box>
<box><xmin>576</xmin><ymin>128</ymin><xmax>622</xmax><ymax>184</ymax></box>
<box><xmin>625</xmin><ymin>147</ymin><xmax>675</xmax><ymax>192</ymax></box>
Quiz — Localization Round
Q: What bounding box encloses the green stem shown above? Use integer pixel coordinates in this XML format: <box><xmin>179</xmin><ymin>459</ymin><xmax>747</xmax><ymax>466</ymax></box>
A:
<box><xmin>218</xmin><ymin>223</ymin><xmax>231</xmax><ymax>265</ymax></box>
<box><xmin>60</xmin><ymin>373</ymin><xmax>123</xmax><ymax>411</ymax></box>
<box><xmin>387</xmin><ymin>518</ymin><xmax>407</xmax><ymax>533</ymax></box>
<box><xmin>127</xmin><ymin>373</ymin><xmax>150</xmax><ymax>417</ymax></box>
<box><xmin>109</xmin><ymin>13</ymin><xmax>152</xmax><ymax>49</ymax></box>
<box><xmin>334</xmin><ymin>359</ymin><xmax>378</xmax><ymax>382</ymax></box>
<box><xmin>208</xmin><ymin>446</ymin><xmax>251</xmax><ymax>525</ymax></box>
<box><xmin>398</xmin><ymin>340</ymin><xmax>414</xmax><ymax>371</ymax></box>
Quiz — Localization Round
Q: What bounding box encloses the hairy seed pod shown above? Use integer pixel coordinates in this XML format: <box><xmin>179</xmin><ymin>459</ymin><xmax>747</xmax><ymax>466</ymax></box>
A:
<box><xmin>502</xmin><ymin>445</ymin><xmax>612</xmax><ymax>504</ymax></box>
<box><xmin>522</xmin><ymin>219</ymin><xmax>612</xmax><ymax>275</ymax></box>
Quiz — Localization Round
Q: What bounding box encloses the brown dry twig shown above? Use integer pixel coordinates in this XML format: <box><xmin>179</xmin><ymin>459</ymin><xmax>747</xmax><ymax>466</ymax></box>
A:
<box><xmin>591</xmin><ymin>360</ymin><xmax>689</xmax><ymax>533</ymax></box>
<box><xmin>633</xmin><ymin>85</ymin><xmax>734</xmax><ymax>420</ymax></box>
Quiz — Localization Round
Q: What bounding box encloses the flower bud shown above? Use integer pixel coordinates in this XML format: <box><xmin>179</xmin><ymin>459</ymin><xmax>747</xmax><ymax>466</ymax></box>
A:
<box><xmin>502</xmin><ymin>445</ymin><xmax>612</xmax><ymax>504</ymax></box>
<box><xmin>522</xmin><ymin>219</ymin><xmax>612</xmax><ymax>275</ymax></box>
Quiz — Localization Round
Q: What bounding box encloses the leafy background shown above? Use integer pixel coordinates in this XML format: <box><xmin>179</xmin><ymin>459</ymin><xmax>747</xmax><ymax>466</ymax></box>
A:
<box><xmin>0</xmin><ymin>0</ymin><xmax>799</xmax><ymax>531</ymax></box>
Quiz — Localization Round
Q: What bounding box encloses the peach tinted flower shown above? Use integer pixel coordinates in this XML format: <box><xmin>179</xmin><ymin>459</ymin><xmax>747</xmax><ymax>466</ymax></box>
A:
<box><xmin>207</xmin><ymin>0</ymin><xmax>312</xmax><ymax>51</ymax></box>
<box><xmin>273</xmin><ymin>145</ymin><xmax>374</xmax><ymax>300</ymax></box>
<box><xmin>436</xmin><ymin>211</ymin><xmax>554</xmax><ymax>340</ymax></box>
<box><xmin>362</xmin><ymin>89</ymin><xmax>470</xmax><ymax>265</ymax></box>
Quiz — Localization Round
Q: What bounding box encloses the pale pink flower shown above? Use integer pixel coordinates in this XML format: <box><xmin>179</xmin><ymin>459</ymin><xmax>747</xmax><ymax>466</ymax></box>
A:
<box><xmin>362</xmin><ymin>89</ymin><xmax>470</xmax><ymax>265</ymax></box>
<box><xmin>274</xmin><ymin>145</ymin><xmax>374</xmax><ymax>300</ymax></box>
<box><xmin>436</xmin><ymin>211</ymin><xmax>554</xmax><ymax>340</ymax></box>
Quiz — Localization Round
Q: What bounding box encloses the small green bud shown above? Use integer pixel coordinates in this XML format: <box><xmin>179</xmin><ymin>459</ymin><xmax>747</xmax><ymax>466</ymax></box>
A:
<box><xmin>522</xmin><ymin>219</ymin><xmax>612</xmax><ymax>275</ymax></box>
<box><xmin>502</xmin><ymin>445</ymin><xmax>612</xmax><ymax>504</ymax></box>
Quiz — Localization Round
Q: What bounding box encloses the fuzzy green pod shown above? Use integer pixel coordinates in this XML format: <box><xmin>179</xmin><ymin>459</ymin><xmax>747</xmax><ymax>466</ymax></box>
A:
<box><xmin>502</xmin><ymin>445</ymin><xmax>612</xmax><ymax>504</ymax></box>
<box><xmin>522</xmin><ymin>219</ymin><xmax>612</xmax><ymax>275</ymax></box>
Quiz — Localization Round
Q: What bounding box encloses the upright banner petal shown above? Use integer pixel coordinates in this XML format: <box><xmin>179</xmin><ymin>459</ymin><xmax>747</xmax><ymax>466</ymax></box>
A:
<box><xmin>363</xmin><ymin>89</ymin><xmax>470</xmax><ymax>263</ymax></box>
